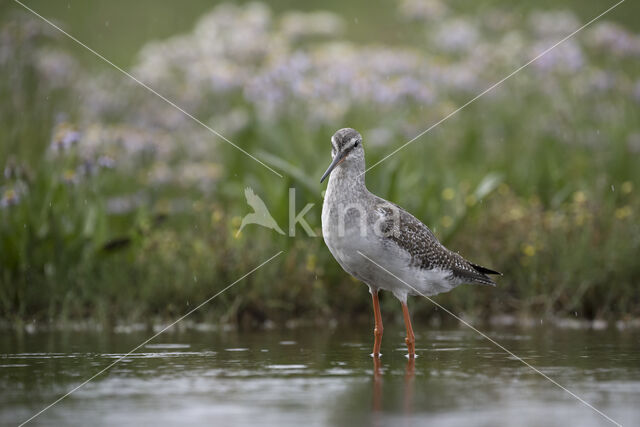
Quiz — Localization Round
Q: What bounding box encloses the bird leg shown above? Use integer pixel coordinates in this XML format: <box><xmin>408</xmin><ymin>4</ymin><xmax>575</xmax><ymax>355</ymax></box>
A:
<box><xmin>401</xmin><ymin>302</ymin><xmax>416</xmax><ymax>358</ymax></box>
<box><xmin>371</xmin><ymin>290</ymin><xmax>383</xmax><ymax>357</ymax></box>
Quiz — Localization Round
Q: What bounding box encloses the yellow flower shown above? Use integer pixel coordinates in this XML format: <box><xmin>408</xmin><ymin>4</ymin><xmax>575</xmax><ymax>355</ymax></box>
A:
<box><xmin>193</xmin><ymin>240</ymin><xmax>206</xmax><ymax>256</ymax></box>
<box><xmin>306</xmin><ymin>255</ymin><xmax>316</xmax><ymax>272</ymax></box>
<box><xmin>621</xmin><ymin>181</ymin><xmax>633</xmax><ymax>194</ymax></box>
<box><xmin>522</xmin><ymin>244</ymin><xmax>536</xmax><ymax>257</ymax></box>
<box><xmin>615</xmin><ymin>206</ymin><xmax>632</xmax><ymax>220</ymax></box>
<box><xmin>441</xmin><ymin>215</ymin><xmax>453</xmax><ymax>228</ymax></box>
<box><xmin>465</xmin><ymin>194</ymin><xmax>477</xmax><ymax>206</ymax></box>
<box><xmin>62</xmin><ymin>169</ymin><xmax>77</xmax><ymax>183</ymax></box>
<box><xmin>3</xmin><ymin>189</ymin><xmax>16</xmax><ymax>201</ymax></box>
<box><xmin>442</xmin><ymin>188</ymin><xmax>455</xmax><ymax>201</ymax></box>
<box><xmin>508</xmin><ymin>206</ymin><xmax>524</xmax><ymax>221</ymax></box>
<box><xmin>572</xmin><ymin>191</ymin><xmax>586</xmax><ymax>204</ymax></box>
<box><xmin>211</xmin><ymin>209</ymin><xmax>223</xmax><ymax>224</ymax></box>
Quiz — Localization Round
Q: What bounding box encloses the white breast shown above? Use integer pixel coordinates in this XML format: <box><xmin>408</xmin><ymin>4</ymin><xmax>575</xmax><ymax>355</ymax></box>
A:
<box><xmin>322</xmin><ymin>200</ymin><xmax>459</xmax><ymax>302</ymax></box>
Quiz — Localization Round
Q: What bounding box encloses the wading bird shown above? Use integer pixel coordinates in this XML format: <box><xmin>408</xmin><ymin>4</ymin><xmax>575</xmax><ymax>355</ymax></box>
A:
<box><xmin>321</xmin><ymin>128</ymin><xmax>500</xmax><ymax>358</ymax></box>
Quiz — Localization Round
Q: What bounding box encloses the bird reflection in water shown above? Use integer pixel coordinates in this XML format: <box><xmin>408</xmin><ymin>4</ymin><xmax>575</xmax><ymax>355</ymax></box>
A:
<box><xmin>404</xmin><ymin>357</ymin><xmax>415</xmax><ymax>417</ymax></box>
<box><xmin>372</xmin><ymin>356</ymin><xmax>383</xmax><ymax>414</ymax></box>
<box><xmin>371</xmin><ymin>355</ymin><xmax>416</xmax><ymax>423</ymax></box>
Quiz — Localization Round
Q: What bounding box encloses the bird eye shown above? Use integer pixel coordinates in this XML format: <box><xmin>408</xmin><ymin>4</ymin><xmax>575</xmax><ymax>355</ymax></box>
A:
<box><xmin>354</xmin><ymin>141</ymin><xmax>359</xmax><ymax>147</ymax></box>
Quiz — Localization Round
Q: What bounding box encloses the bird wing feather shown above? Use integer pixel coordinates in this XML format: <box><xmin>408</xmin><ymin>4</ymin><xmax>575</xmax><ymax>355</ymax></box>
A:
<box><xmin>375</xmin><ymin>198</ymin><xmax>496</xmax><ymax>286</ymax></box>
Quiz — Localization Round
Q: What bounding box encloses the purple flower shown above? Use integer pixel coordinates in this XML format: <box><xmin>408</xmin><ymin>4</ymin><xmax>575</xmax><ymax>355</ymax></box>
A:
<box><xmin>588</xmin><ymin>22</ymin><xmax>640</xmax><ymax>57</ymax></box>
<box><xmin>528</xmin><ymin>11</ymin><xmax>580</xmax><ymax>37</ymax></box>
<box><xmin>432</xmin><ymin>19</ymin><xmax>478</xmax><ymax>53</ymax></box>
<box><xmin>532</xmin><ymin>40</ymin><xmax>584</xmax><ymax>73</ymax></box>
<box><xmin>51</xmin><ymin>126</ymin><xmax>81</xmax><ymax>153</ymax></box>
<box><xmin>97</xmin><ymin>156</ymin><xmax>116</xmax><ymax>169</ymax></box>
<box><xmin>0</xmin><ymin>189</ymin><xmax>19</xmax><ymax>208</ymax></box>
<box><xmin>0</xmin><ymin>182</ymin><xmax>27</xmax><ymax>209</ymax></box>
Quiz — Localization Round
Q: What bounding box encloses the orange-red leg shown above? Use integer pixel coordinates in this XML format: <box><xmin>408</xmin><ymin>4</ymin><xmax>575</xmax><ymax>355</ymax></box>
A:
<box><xmin>401</xmin><ymin>302</ymin><xmax>416</xmax><ymax>358</ymax></box>
<box><xmin>371</xmin><ymin>290</ymin><xmax>383</xmax><ymax>357</ymax></box>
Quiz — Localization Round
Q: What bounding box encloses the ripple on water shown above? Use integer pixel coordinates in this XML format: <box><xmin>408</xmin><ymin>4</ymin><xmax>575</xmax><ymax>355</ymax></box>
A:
<box><xmin>266</xmin><ymin>364</ymin><xmax>307</xmax><ymax>374</ymax></box>
<box><xmin>144</xmin><ymin>343</ymin><xmax>191</xmax><ymax>349</ymax></box>
<box><xmin>1</xmin><ymin>325</ymin><xmax>639</xmax><ymax>427</ymax></box>
<box><xmin>1</xmin><ymin>352</ymin><xmax>85</xmax><ymax>359</ymax></box>
<box><xmin>102</xmin><ymin>351</ymin><xmax>213</xmax><ymax>359</ymax></box>
<box><xmin>325</xmin><ymin>368</ymin><xmax>354</xmax><ymax>376</ymax></box>
<box><xmin>266</xmin><ymin>364</ymin><xmax>307</xmax><ymax>370</ymax></box>
<box><xmin>340</xmin><ymin>343</ymin><xmax>365</xmax><ymax>348</ymax></box>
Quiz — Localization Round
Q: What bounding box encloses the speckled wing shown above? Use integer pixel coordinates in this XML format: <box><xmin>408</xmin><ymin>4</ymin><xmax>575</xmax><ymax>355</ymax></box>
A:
<box><xmin>375</xmin><ymin>199</ymin><xmax>497</xmax><ymax>286</ymax></box>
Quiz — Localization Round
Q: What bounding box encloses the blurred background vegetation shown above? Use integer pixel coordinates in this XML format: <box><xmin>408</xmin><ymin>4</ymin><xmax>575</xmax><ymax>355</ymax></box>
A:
<box><xmin>0</xmin><ymin>0</ymin><xmax>638</xmax><ymax>327</ymax></box>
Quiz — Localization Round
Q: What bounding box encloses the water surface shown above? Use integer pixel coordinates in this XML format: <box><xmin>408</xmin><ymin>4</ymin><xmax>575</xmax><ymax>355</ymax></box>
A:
<box><xmin>1</xmin><ymin>324</ymin><xmax>639</xmax><ymax>426</ymax></box>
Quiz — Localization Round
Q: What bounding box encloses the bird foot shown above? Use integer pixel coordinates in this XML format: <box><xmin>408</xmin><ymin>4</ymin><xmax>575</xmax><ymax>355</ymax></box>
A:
<box><xmin>405</xmin><ymin>337</ymin><xmax>416</xmax><ymax>358</ymax></box>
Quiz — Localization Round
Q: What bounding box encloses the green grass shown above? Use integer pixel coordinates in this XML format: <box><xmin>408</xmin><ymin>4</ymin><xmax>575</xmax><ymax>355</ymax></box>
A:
<box><xmin>1</xmin><ymin>3</ymin><xmax>639</xmax><ymax>326</ymax></box>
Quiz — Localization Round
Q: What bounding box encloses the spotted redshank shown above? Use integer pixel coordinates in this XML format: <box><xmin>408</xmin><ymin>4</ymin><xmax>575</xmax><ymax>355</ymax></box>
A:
<box><xmin>320</xmin><ymin>128</ymin><xmax>500</xmax><ymax>358</ymax></box>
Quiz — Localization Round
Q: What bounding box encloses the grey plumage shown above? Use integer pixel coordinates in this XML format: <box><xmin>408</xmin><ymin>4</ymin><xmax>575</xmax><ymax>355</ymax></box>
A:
<box><xmin>321</xmin><ymin>128</ymin><xmax>500</xmax><ymax>358</ymax></box>
<box><xmin>376</xmin><ymin>199</ymin><xmax>498</xmax><ymax>286</ymax></box>
<box><xmin>321</xmin><ymin>128</ymin><xmax>500</xmax><ymax>301</ymax></box>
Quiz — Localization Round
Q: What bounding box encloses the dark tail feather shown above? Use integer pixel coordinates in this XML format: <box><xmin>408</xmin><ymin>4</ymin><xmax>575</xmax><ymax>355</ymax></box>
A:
<box><xmin>471</xmin><ymin>263</ymin><xmax>502</xmax><ymax>276</ymax></box>
<box><xmin>473</xmin><ymin>274</ymin><xmax>497</xmax><ymax>286</ymax></box>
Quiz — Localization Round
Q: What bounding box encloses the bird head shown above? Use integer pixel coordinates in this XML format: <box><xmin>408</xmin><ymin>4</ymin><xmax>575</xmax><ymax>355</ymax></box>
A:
<box><xmin>320</xmin><ymin>128</ymin><xmax>364</xmax><ymax>183</ymax></box>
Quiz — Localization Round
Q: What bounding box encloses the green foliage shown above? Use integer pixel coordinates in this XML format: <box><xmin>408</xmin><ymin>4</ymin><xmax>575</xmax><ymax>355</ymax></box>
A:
<box><xmin>1</xmin><ymin>3</ymin><xmax>639</xmax><ymax>324</ymax></box>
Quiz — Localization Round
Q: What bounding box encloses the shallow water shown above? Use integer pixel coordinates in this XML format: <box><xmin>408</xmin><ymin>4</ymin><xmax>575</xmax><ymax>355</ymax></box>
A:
<box><xmin>1</xmin><ymin>324</ymin><xmax>639</xmax><ymax>426</ymax></box>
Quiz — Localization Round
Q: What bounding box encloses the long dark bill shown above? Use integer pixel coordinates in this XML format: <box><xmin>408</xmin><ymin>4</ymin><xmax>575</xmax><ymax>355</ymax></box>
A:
<box><xmin>320</xmin><ymin>151</ymin><xmax>347</xmax><ymax>183</ymax></box>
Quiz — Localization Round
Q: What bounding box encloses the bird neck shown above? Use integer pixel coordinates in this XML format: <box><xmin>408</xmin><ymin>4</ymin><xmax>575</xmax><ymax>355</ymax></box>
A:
<box><xmin>327</xmin><ymin>161</ymin><xmax>366</xmax><ymax>196</ymax></box>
